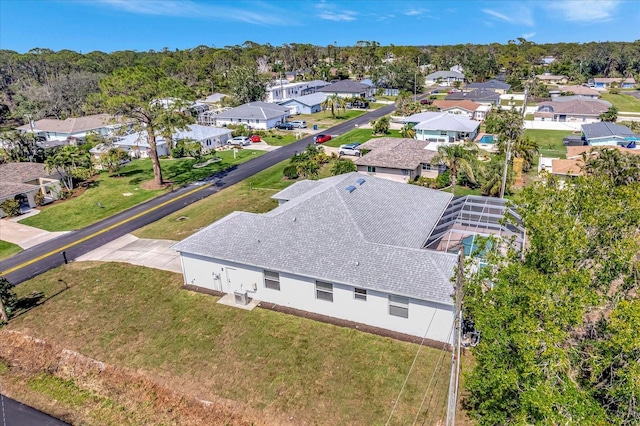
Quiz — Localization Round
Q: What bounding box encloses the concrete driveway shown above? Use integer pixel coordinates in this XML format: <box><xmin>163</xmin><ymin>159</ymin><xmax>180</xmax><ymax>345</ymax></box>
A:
<box><xmin>0</xmin><ymin>213</ymin><xmax>68</xmax><ymax>249</ymax></box>
<box><xmin>76</xmin><ymin>234</ymin><xmax>181</xmax><ymax>273</ymax></box>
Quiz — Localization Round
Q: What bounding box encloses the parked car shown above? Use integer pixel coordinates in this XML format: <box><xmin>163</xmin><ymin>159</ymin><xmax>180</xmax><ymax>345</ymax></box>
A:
<box><xmin>249</xmin><ymin>134</ymin><xmax>261</xmax><ymax>143</ymax></box>
<box><xmin>228</xmin><ymin>136</ymin><xmax>251</xmax><ymax>146</ymax></box>
<box><xmin>420</xmin><ymin>98</ymin><xmax>433</xmax><ymax>105</ymax></box>
<box><xmin>289</xmin><ymin>120</ymin><xmax>307</xmax><ymax>128</ymax></box>
<box><xmin>338</xmin><ymin>143</ymin><xmax>361</xmax><ymax>156</ymax></box>
<box><xmin>276</xmin><ymin>122</ymin><xmax>294</xmax><ymax>130</ymax></box>
<box><xmin>352</xmin><ymin>100</ymin><xmax>369</xmax><ymax>109</ymax></box>
<box><xmin>365</xmin><ymin>97</ymin><xmax>377</xmax><ymax>102</ymax></box>
<box><xmin>314</xmin><ymin>134</ymin><xmax>332</xmax><ymax>144</ymax></box>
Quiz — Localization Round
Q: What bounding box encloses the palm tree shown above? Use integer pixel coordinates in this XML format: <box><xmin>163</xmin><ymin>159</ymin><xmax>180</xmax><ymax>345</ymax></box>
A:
<box><xmin>432</xmin><ymin>142</ymin><xmax>479</xmax><ymax>196</ymax></box>
<box><xmin>512</xmin><ymin>136</ymin><xmax>540</xmax><ymax>171</ymax></box>
<box><xmin>400</xmin><ymin>123</ymin><xmax>416</xmax><ymax>139</ymax></box>
<box><xmin>321</xmin><ymin>94</ymin><xmax>346</xmax><ymax>118</ymax></box>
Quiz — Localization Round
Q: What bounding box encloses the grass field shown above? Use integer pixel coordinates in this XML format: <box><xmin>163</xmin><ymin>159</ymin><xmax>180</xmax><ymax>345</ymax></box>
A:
<box><xmin>296</xmin><ymin>109</ymin><xmax>368</xmax><ymax>130</ymax></box>
<box><xmin>6</xmin><ymin>262</ymin><xmax>454</xmax><ymax>425</ymax></box>
<box><xmin>259</xmin><ymin>132</ymin><xmax>303</xmax><ymax>146</ymax></box>
<box><xmin>18</xmin><ymin>149</ymin><xmax>263</xmax><ymax>232</ymax></box>
<box><xmin>600</xmin><ymin>93</ymin><xmax>640</xmax><ymax>112</ymax></box>
<box><xmin>525</xmin><ymin>129</ymin><xmax>569</xmax><ymax>158</ymax></box>
<box><xmin>324</xmin><ymin>128</ymin><xmax>402</xmax><ymax>147</ymax></box>
<box><xmin>0</xmin><ymin>239</ymin><xmax>22</xmax><ymax>259</ymax></box>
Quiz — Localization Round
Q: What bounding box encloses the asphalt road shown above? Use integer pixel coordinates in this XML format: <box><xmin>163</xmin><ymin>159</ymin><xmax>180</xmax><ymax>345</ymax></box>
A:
<box><xmin>0</xmin><ymin>103</ymin><xmax>396</xmax><ymax>284</ymax></box>
<box><xmin>0</xmin><ymin>394</ymin><xmax>70</xmax><ymax>426</ymax></box>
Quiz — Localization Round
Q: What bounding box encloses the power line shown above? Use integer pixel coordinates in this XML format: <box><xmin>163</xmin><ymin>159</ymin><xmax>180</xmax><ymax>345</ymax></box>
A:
<box><xmin>412</xmin><ymin>323</ymin><xmax>454</xmax><ymax>426</ymax></box>
<box><xmin>385</xmin><ymin>309</ymin><xmax>438</xmax><ymax>426</ymax></box>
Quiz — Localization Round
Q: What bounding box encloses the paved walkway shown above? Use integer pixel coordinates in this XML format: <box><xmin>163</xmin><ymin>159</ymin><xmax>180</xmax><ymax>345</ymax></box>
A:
<box><xmin>76</xmin><ymin>234</ymin><xmax>182</xmax><ymax>273</ymax></box>
<box><xmin>0</xmin><ymin>211</ymin><xmax>69</xmax><ymax>249</ymax></box>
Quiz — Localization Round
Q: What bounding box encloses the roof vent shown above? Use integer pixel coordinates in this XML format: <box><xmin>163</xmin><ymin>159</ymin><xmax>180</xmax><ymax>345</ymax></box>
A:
<box><xmin>356</xmin><ymin>177</ymin><xmax>366</xmax><ymax>185</ymax></box>
<box><xmin>346</xmin><ymin>185</ymin><xmax>356</xmax><ymax>193</ymax></box>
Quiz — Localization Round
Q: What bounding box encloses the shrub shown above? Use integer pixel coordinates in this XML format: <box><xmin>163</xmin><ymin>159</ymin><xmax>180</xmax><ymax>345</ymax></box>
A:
<box><xmin>171</xmin><ymin>146</ymin><xmax>185</xmax><ymax>158</ymax></box>
<box><xmin>34</xmin><ymin>191</ymin><xmax>45</xmax><ymax>206</ymax></box>
<box><xmin>608</xmin><ymin>88</ymin><xmax>620</xmax><ymax>95</ymax></box>
<box><xmin>283</xmin><ymin>165</ymin><xmax>299</xmax><ymax>179</ymax></box>
<box><xmin>436</xmin><ymin>170</ymin><xmax>451</xmax><ymax>188</ymax></box>
<box><xmin>1</xmin><ymin>199</ymin><xmax>21</xmax><ymax>217</ymax></box>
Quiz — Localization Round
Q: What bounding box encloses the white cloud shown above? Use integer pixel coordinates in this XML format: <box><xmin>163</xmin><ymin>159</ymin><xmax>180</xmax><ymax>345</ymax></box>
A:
<box><xmin>521</xmin><ymin>32</ymin><xmax>536</xmax><ymax>39</ymax></box>
<box><xmin>546</xmin><ymin>0</ymin><xmax>621</xmax><ymax>22</ymax></box>
<box><xmin>405</xmin><ymin>8</ymin><xmax>428</xmax><ymax>16</ymax></box>
<box><xmin>91</xmin><ymin>0</ymin><xmax>292</xmax><ymax>25</ymax></box>
<box><xmin>314</xmin><ymin>1</ymin><xmax>357</xmax><ymax>21</ymax></box>
<box><xmin>483</xmin><ymin>5</ymin><xmax>534</xmax><ymax>26</ymax></box>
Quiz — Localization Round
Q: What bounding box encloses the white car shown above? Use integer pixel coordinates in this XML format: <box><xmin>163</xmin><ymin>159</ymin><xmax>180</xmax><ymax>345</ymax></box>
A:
<box><xmin>289</xmin><ymin>120</ymin><xmax>307</xmax><ymax>128</ymax></box>
<box><xmin>338</xmin><ymin>143</ymin><xmax>361</xmax><ymax>156</ymax></box>
<box><xmin>228</xmin><ymin>136</ymin><xmax>251</xmax><ymax>146</ymax></box>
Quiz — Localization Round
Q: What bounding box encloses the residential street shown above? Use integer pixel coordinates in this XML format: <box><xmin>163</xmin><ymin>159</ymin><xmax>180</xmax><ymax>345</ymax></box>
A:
<box><xmin>0</xmin><ymin>394</ymin><xmax>70</xmax><ymax>426</ymax></box>
<box><xmin>0</xmin><ymin>103</ymin><xmax>396</xmax><ymax>284</ymax></box>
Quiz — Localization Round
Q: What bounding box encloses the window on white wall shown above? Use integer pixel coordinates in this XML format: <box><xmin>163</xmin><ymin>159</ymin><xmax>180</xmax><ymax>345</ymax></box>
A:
<box><xmin>315</xmin><ymin>281</ymin><xmax>333</xmax><ymax>302</ymax></box>
<box><xmin>354</xmin><ymin>288</ymin><xmax>367</xmax><ymax>301</ymax></box>
<box><xmin>389</xmin><ymin>295</ymin><xmax>409</xmax><ymax>318</ymax></box>
<box><xmin>264</xmin><ymin>270</ymin><xmax>280</xmax><ymax>290</ymax></box>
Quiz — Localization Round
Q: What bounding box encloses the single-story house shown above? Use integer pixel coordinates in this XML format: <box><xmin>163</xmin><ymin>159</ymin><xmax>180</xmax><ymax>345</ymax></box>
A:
<box><xmin>354</xmin><ymin>138</ymin><xmax>443</xmax><ymax>182</ymax></box>
<box><xmin>113</xmin><ymin>125</ymin><xmax>233</xmax><ymax>158</ymax></box>
<box><xmin>319</xmin><ymin>80</ymin><xmax>375</xmax><ymax>98</ymax></box>
<box><xmin>534</xmin><ymin>98</ymin><xmax>611</xmax><ymax>123</ymax></box>
<box><xmin>536</xmin><ymin>74</ymin><xmax>569</xmax><ymax>85</ymax></box>
<box><xmin>581</xmin><ymin>122</ymin><xmax>640</xmax><ymax>147</ymax></box>
<box><xmin>265</xmin><ymin>80</ymin><xmax>329</xmax><ymax>103</ymax></box>
<box><xmin>432</xmin><ymin>100</ymin><xmax>490</xmax><ymax>121</ymax></box>
<box><xmin>425</xmin><ymin>70</ymin><xmax>465</xmax><ymax>87</ymax></box>
<box><xmin>172</xmin><ymin>173</ymin><xmax>459</xmax><ymax>343</ymax></box>
<box><xmin>279</xmin><ymin>92</ymin><xmax>328</xmax><ymax>115</ymax></box>
<box><xmin>551</xmin><ymin>85</ymin><xmax>600</xmax><ymax>99</ymax></box>
<box><xmin>540</xmin><ymin>145</ymin><xmax>640</xmax><ymax>178</ymax></box>
<box><xmin>445</xmin><ymin>88</ymin><xmax>501</xmax><ymax>106</ymax></box>
<box><xmin>16</xmin><ymin>114</ymin><xmax>127</xmax><ymax>143</ymax></box>
<box><xmin>405</xmin><ymin>112</ymin><xmax>480</xmax><ymax>143</ymax></box>
<box><xmin>0</xmin><ymin>162</ymin><xmax>62</xmax><ymax>217</ymax></box>
<box><xmin>589</xmin><ymin>77</ymin><xmax>636</xmax><ymax>89</ymax></box>
<box><xmin>214</xmin><ymin>101</ymin><xmax>290</xmax><ymax>130</ymax></box>
<box><xmin>464</xmin><ymin>80</ymin><xmax>511</xmax><ymax>94</ymax></box>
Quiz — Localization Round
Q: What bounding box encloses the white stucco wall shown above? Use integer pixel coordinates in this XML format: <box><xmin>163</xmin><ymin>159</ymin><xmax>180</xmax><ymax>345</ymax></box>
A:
<box><xmin>357</xmin><ymin>166</ymin><xmax>417</xmax><ymax>183</ymax></box>
<box><xmin>215</xmin><ymin>116</ymin><xmax>286</xmax><ymax>130</ymax></box>
<box><xmin>179</xmin><ymin>253</ymin><xmax>454</xmax><ymax>343</ymax></box>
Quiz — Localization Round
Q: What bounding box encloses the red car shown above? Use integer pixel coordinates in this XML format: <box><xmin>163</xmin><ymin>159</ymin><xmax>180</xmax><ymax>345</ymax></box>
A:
<box><xmin>314</xmin><ymin>134</ymin><xmax>332</xmax><ymax>144</ymax></box>
<box><xmin>249</xmin><ymin>134</ymin><xmax>261</xmax><ymax>143</ymax></box>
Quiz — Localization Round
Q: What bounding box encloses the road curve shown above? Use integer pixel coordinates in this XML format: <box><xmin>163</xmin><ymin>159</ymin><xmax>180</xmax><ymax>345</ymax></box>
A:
<box><xmin>0</xmin><ymin>103</ymin><xmax>396</xmax><ymax>284</ymax></box>
<box><xmin>0</xmin><ymin>393</ymin><xmax>70</xmax><ymax>425</ymax></box>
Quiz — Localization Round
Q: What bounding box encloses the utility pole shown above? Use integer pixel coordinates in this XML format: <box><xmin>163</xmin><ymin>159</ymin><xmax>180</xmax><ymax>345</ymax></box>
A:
<box><xmin>446</xmin><ymin>248</ymin><xmax>465</xmax><ymax>426</ymax></box>
<box><xmin>499</xmin><ymin>139</ymin><xmax>511</xmax><ymax>199</ymax></box>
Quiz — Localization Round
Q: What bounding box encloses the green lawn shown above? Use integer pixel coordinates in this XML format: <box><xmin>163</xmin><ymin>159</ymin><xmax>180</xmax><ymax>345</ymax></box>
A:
<box><xmin>0</xmin><ymin>239</ymin><xmax>22</xmax><ymax>259</ymax></box>
<box><xmin>600</xmin><ymin>93</ymin><xmax>640</xmax><ymax>112</ymax></box>
<box><xmin>296</xmin><ymin>109</ymin><xmax>368</xmax><ymax>130</ymax></box>
<box><xmin>259</xmin><ymin>132</ymin><xmax>302</xmax><ymax>146</ymax></box>
<box><xmin>525</xmin><ymin>129</ymin><xmax>569</xmax><ymax>159</ymax></box>
<box><xmin>6</xmin><ymin>262</ymin><xmax>452</xmax><ymax>425</ymax></box>
<box><xmin>19</xmin><ymin>149</ymin><xmax>263</xmax><ymax>232</ymax></box>
<box><xmin>324</xmin><ymin>128</ymin><xmax>402</xmax><ymax>147</ymax></box>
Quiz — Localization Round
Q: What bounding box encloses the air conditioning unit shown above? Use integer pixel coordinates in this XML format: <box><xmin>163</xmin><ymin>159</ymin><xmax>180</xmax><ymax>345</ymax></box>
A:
<box><xmin>234</xmin><ymin>291</ymin><xmax>249</xmax><ymax>306</ymax></box>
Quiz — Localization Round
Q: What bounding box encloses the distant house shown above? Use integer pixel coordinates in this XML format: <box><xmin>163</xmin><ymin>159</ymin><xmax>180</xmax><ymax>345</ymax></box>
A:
<box><xmin>214</xmin><ymin>101</ymin><xmax>290</xmax><ymax>130</ymax></box>
<box><xmin>265</xmin><ymin>80</ymin><xmax>329</xmax><ymax>103</ymax></box>
<box><xmin>432</xmin><ymin>100</ymin><xmax>491</xmax><ymax>121</ymax></box>
<box><xmin>16</xmin><ymin>114</ymin><xmax>126</xmax><ymax>143</ymax></box>
<box><xmin>279</xmin><ymin>92</ymin><xmax>329</xmax><ymax>115</ymax></box>
<box><xmin>172</xmin><ymin>173</ymin><xmax>459</xmax><ymax>343</ymax></box>
<box><xmin>589</xmin><ymin>77</ymin><xmax>636</xmax><ymax>89</ymax></box>
<box><xmin>424</xmin><ymin>70</ymin><xmax>465</xmax><ymax>87</ymax></box>
<box><xmin>534</xmin><ymin>98</ymin><xmax>610</xmax><ymax>123</ymax></box>
<box><xmin>552</xmin><ymin>85</ymin><xmax>600</xmax><ymax>99</ymax></box>
<box><xmin>319</xmin><ymin>80</ymin><xmax>374</xmax><ymax>98</ymax></box>
<box><xmin>540</xmin><ymin>145</ymin><xmax>640</xmax><ymax>178</ymax></box>
<box><xmin>464</xmin><ymin>79</ymin><xmax>511</xmax><ymax>94</ymax></box>
<box><xmin>354</xmin><ymin>138</ymin><xmax>443</xmax><ymax>182</ymax></box>
<box><xmin>536</xmin><ymin>74</ymin><xmax>569</xmax><ymax>85</ymax></box>
<box><xmin>581</xmin><ymin>122</ymin><xmax>640</xmax><ymax>147</ymax></box>
<box><xmin>0</xmin><ymin>162</ymin><xmax>63</xmax><ymax>217</ymax></box>
<box><xmin>445</xmin><ymin>88</ymin><xmax>501</xmax><ymax>106</ymax></box>
<box><xmin>404</xmin><ymin>112</ymin><xmax>479</xmax><ymax>143</ymax></box>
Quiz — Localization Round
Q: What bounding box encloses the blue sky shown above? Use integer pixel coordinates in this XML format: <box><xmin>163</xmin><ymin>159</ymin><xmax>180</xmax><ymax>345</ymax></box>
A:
<box><xmin>1</xmin><ymin>0</ymin><xmax>639</xmax><ymax>53</ymax></box>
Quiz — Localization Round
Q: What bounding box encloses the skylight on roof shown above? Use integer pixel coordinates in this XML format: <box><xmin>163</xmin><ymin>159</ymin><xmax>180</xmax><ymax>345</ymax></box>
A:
<box><xmin>346</xmin><ymin>185</ymin><xmax>356</xmax><ymax>193</ymax></box>
<box><xmin>356</xmin><ymin>178</ymin><xmax>366</xmax><ymax>185</ymax></box>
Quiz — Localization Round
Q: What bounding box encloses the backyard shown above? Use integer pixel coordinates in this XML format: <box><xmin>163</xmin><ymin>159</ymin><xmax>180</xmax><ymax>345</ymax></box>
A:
<box><xmin>18</xmin><ymin>149</ymin><xmax>264</xmax><ymax>232</ymax></box>
<box><xmin>3</xmin><ymin>262</ymin><xmax>456</xmax><ymax>425</ymax></box>
<box><xmin>525</xmin><ymin>129</ymin><xmax>569</xmax><ymax>158</ymax></box>
<box><xmin>600</xmin><ymin>92</ymin><xmax>640</xmax><ymax>112</ymax></box>
<box><xmin>295</xmin><ymin>109</ymin><xmax>368</xmax><ymax>130</ymax></box>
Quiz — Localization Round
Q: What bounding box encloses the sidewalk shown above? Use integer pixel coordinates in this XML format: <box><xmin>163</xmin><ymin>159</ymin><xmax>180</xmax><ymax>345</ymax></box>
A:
<box><xmin>0</xmin><ymin>211</ymin><xmax>69</xmax><ymax>249</ymax></box>
<box><xmin>76</xmin><ymin>234</ymin><xmax>182</xmax><ymax>273</ymax></box>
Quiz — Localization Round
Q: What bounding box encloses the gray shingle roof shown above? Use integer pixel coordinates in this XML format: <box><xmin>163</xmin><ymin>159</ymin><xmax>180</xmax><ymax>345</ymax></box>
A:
<box><xmin>446</xmin><ymin>88</ymin><xmax>500</xmax><ymax>102</ymax></box>
<box><xmin>355</xmin><ymin>138</ymin><xmax>437</xmax><ymax>169</ymax></box>
<box><xmin>413</xmin><ymin>113</ymin><xmax>479</xmax><ymax>133</ymax></box>
<box><xmin>173</xmin><ymin>173</ymin><xmax>457</xmax><ymax>304</ymax></box>
<box><xmin>582</xmin><ymin>122</ymin><xmax>636</xmax><ymax>139</ymax></box>
<box><xmin>279</xmin><ymin>92</ymin><xmax>328</xmax><ymax>107</ymax></box>
<box><xmin>0</xmin><ymin>162</ymin><xmax>60</xmax><ymax>199</ymax></box>
<box><xmin>320</xmin><ymin>80</ymin><xmax>370</xmax><ymax>93</ymax></box>
<box><xmin>215</xmin><ymin>101</ymin><xmax>289</xmax><ymax>120</ymax></box>
<box><xmin>465</xmin><ymin>80</ymin><xmax>511</xmax><ymax>91</ymax></box>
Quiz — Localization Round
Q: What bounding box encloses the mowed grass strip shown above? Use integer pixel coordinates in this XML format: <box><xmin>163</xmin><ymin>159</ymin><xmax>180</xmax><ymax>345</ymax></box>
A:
<box><xmin>9</xmin><ymin>262</ymin><xmax>452</xmax><ymax>425</ymax></box>
<box><xmin>525</xmin><ymin>129</ymin><xmax>569</xmax><ymax>159</ymax></box>
<box><xmin>324</xmin><ymin>128</ymin><xmax>402</xmax><ymax>147</ymax></box>
<box><xmin>18</xmin><ymin>149</ymin><xmax>263</xmax><ymax>232</ymax></box>
<box><xmin>600</xmin><ymin>93</ymin><xmax>640</xmax><ymax>112</ymax></box>
<box><xmin>0</xmin><ymin>239</ymin><xmax>22</xmax><ymax>259</ymax></box>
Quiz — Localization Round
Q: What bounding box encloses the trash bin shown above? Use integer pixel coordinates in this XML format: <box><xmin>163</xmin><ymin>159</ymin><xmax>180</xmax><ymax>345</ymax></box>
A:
<box><xmin>313</xmin><ymin>124</ymin><xmax>318</xmax><ymax>130</ymax></box>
